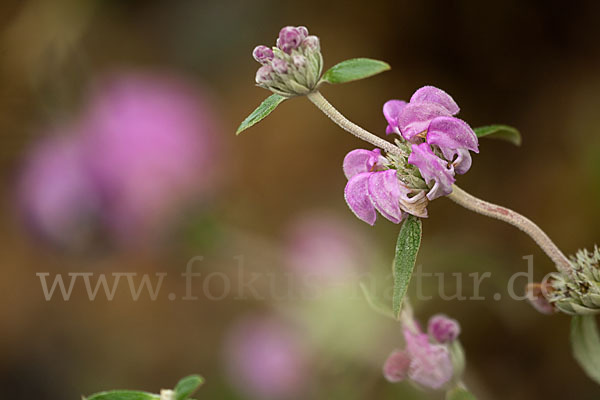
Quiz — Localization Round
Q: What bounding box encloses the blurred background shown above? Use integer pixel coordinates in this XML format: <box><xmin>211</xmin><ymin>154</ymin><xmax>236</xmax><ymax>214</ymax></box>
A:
<box><xmin>1</xmin><ymin>0</ymin><xmax>599</xmax><ymax>399</ymax></box>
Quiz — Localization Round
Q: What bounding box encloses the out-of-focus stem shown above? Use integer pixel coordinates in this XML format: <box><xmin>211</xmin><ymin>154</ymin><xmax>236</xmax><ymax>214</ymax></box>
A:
<box><xmin>306</xmin><ymin>91</ymin><xmax>401</xmax><ymax>155</ymax></box>
<box><xmin>398</xmin><ymin>298</ymin><xmax>420</xmax><ymax>332</ymax></box>
<box><xmin>448</xmin><ymin>185</ymin><xmax>574</xmax><ymax>278</ymax></box>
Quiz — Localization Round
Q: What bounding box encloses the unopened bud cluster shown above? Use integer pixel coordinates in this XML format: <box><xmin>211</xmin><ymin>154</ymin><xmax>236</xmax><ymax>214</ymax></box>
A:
<box><xmin>253</xmin><ymin>26</ymin><xmax>323</xmax><ymax>97</ymax></box>
<box><xmin>544</xmin><ymin>246</ymin><xmax>600</xmax><ymax>315</ymax></box>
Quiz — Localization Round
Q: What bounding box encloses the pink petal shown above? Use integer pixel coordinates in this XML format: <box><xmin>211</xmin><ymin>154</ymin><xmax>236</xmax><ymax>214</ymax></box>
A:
<box><xmin>404</xmin><ymin>328</ymin><xmax>453</xmax><ymax>390</ymax></box>
<box><xmin>408</xmin><ymin>143</ymin><xmax>455</xmax><ymax>200</ymax></box>
<box><xmin>426</xmin><ymin>116</ymin><xmax>478</xmax><ymax>153</ymax></box>
<box><xmin>383</xmin><ymin>349</ymin><xmax>411</xmax><ymax>383</ymax></box>
<box><xmin>344</xmin><ymin>172</ymin><xmax>377</xmax><ymax>225</ymax></box>
<box><xmin>383</xmin><ymin>99</ymin><xmax>407</xmax><ymax>130</ymax></box>
<box><xmin>367</xmin><ymin>170</ymin><xmax>405</xmax><ymax>224</ymax></box>
<box><xmin>410</xmin><ymin>86</ymin><xmax>460</xmax><ymax>115</ymax></box>
<box><xmin>398</xmin><ymin>102</ymin><xmax>452</xmax><ymax>140</ymax></box>
<box><xmin>342</xmin><ymin>149</ymin><xmax>386</xmax><ymax>179</ymax></box>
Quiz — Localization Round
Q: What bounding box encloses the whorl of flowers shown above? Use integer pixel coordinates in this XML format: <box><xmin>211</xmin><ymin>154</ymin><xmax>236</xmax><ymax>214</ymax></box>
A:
<box><xmin>343</xmin><ymin>86</ymin><xmax>479</xmax><ymax>225</ymax></box>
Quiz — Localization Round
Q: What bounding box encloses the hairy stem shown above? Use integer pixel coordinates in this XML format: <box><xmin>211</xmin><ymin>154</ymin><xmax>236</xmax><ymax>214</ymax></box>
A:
<box><xmin>448</xmin><ymin>185</ymin><xmax>574</xmax><ymax>278</ymax></box>
<box><xmin>307</xmin><ymin>91</ymin><xmax>401</xmax><ymax>155</ymax></box>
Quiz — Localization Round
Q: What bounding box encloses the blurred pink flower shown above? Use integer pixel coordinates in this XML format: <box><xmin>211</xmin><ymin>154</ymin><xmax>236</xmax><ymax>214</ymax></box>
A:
<box><xmin>284</xmin><ymin>212</ymin><xmax>369</xmax><ymax>284</ymax></box>
<box><xmin>16</xmin><ymin>71</ymin><xmax>220</xmax><ymax>249</ymax></box>
<box><xmin>17</xmin><ymin>132</ymin><xmax>101</xmax><ymax>249</ymax></box>
<box><xmin>82</xmin><ymin>72</ymin><xmax>220</xmax><ymax>244</ymax></box>
<box><xmin>224</xmin><ymin>315</ymin><xmax>309</xmax><ymax>400</ymax></box>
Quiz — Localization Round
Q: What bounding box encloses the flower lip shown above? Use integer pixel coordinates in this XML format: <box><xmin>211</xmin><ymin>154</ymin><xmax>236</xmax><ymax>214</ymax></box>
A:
<box><xmin>367</xmin><ymin>169</ymin><xmax>405</xmax><ymax>224</ymax></box>
<box><xmin>409</xmin><ymin>85</ymin><xmax>460</xmax><ymax>115</ymax></box>
<box><xmin>342</xmin><ymin>148</ymin><xmax>386</xmax><ymax>180</ymax></box>
<box><xmin>426</xmin><ymin>116</ymin><xmax>479</xmax><ymax>153</ymax></box>
<box><xmin>398</xmin><ymin>102</ymin><xmax>452</xmax><ymax>141</ymax></box>
<box><xmin>344</xmin><ymin>172</ymin><xmax>377</xmax><ymax>225</ymax></box>
<box><xmin>383</xmin><ymin>99</ymin><xmax>407</xmax><ymax>133</ymax></box>
<box><xmin>408</xmin><ymin>143</ymin><xmax>455</xmax><ymax>200</ymax></box>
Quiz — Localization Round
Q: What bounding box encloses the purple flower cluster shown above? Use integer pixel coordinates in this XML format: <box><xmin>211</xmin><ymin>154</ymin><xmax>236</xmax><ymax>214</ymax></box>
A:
<box><xmin>342</xmin><ymin>86</ymin><xmax>478</xmax><ymax>225</ymax></box>
<box><xmin>384</xmin><ymin>86</ymin><xmax>479</xmax><ymax>200</ymax></box>
<box><xmin>383</xmin><ymin>314</ymin><xmax>461</xmax><ymax>390</ymax></box>
<box><xmin>343</xmin><ymin>148</ymin><xmax>425</xmax><ymax>225</ymax></box>
<box><xmin>252</xmin><ymin>26</ymin><xmax>322</xmax><ymax>97</ymax></box>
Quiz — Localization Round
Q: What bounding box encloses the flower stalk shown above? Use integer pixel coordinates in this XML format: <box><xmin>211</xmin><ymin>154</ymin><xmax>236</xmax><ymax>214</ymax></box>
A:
<box><xmin>306</xmin><ymin>91</ymin><xmax>402</xmax><ymax>156</ymax></box>
<box><xmin>447</xmin><ymin>185</ymin><xmax>574</xmax><ymax>278</ymax></box>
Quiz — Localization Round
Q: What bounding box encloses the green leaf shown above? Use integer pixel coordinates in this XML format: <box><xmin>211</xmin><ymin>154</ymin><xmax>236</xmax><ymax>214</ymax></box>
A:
<box><xmin>473</xmin><ymin>125</ymin><xmax>521</xmax><ymax>146</ymax></box>
<box><xmin>174</xmin><ymin>375</ymin><xmax>204</xmax><ymax>400</ymax></box>
<box><xmin>85</xmin><ymin>391</ymin><xmax>159</xmax><ymax>400</ymax></box>
<box><xmin>321</xmin><ymin>58</ymin><xmax>391</xmax><ymax>84</ymax></box>
<box><xmin>446</xmin><ymin>386</ymin><xmax>477</xmax><ymax>400</ymax></box>
<box><xmin>571</xmin><ymin>315</ymin><xmax>600</xmax><ymax>384</ymax></box>
<box><xmin>392</xmin><ymin>215</ymin><xmax>422</xmax><ymax>318</ymax></box>
<box><xmin>236</xmin><ymin>94</ymin><xmax>286</xmax><ymax>135</ymax></box>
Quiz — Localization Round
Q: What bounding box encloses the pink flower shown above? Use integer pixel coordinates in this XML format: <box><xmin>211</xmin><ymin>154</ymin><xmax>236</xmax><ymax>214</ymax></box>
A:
<box><xmin>224</xmin><ymin>315</ymin><xmax>309</xmax><ymax>399</ymax></box>
<box><xmin>403</xmin><ymin>328</ymin><xmax>454</xmax><ymax>389</ymax></box>
<box><xmin>16</xmin><ymin>71</ymin><xmax>220</xmax><ymax>249</ymax></box>
<box><xmin>82</xmin><ymin>72</ymin><xmax>219</xmax><ymax>244</ymax></box>
<box><xmin>284</xmin><ymin>212</ymin><xmax>368</xmax><ymax>284</ymax></box>
<box><xmin>343</xmin><ymin>148</ymin><xmax>426</xmax><ymax>225</ymax></box>
<box><xmin>383</xmin><ymin>86</ymin><xmax>479</xmax><ymax>200</ymax></box>
<box><xmin>16</xmin><ymin>133</ymin><xmax>101</xmax><ymax>249</ymax></box>
<box><xmin>383</xmin><ymin>316</ymin><xmax>462</xmax><ymax>390</ymax></box>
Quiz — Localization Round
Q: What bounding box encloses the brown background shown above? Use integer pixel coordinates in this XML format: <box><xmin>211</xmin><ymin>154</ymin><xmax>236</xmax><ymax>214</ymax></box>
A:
<box><xmin>1</xmin><ymin>0</ymin><xmax>599</xmax><ymax>399</ymax></box>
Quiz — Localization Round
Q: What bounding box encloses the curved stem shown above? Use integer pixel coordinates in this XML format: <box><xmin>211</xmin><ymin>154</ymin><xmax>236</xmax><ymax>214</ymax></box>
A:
<box><xmin>447</xmin><ymin>185</ymin><xmax>574</xmax><ymax>278</ymax></box>
<box><xmin>306</xmin><ymin>91</ymin><xmax>401</xmax><ymax>156</ymax></box>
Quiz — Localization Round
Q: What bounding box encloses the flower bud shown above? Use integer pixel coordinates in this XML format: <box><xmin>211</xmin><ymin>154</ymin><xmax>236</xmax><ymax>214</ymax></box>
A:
<box><xmin>272</xmin><ymin>57</ymin><xmax>289</xmax><ymax>74</ymax></box>
<box><xmin>252</xmin><ymin>45</ymin><xmax>274</xmax><ymax>64</ymax></box>
<box><xmin>296</xmin><ymin>26</ymin><xmax>309</xmax><ymax>40</ymax></box>
<box><xmin>383</xmin><ymin>350</ymin><xmax>411</xmax><ymax>383</ymax></box>
<box><xmin>302</xmin><ymin>35</ymin><xmax>320</xmax><ymax>51</ymax></box>
<box><xmin>427</xmin><ymin>314</ymin><xmax>460</xmax><ymax>343</ymax></box>
<box><xmin>278</xmin><ymin>26</ymin><xmax>303</xmax><ymax>53</ymax></box>
<box><xmin>292</xmin><ymin>55</ymin><xmax>307</xmax><ymax>69</ymax></box>
<box><xmin>255</xmin><ymin>65</ymin><xmax>273</xmax><ymax>84</ymax></box>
